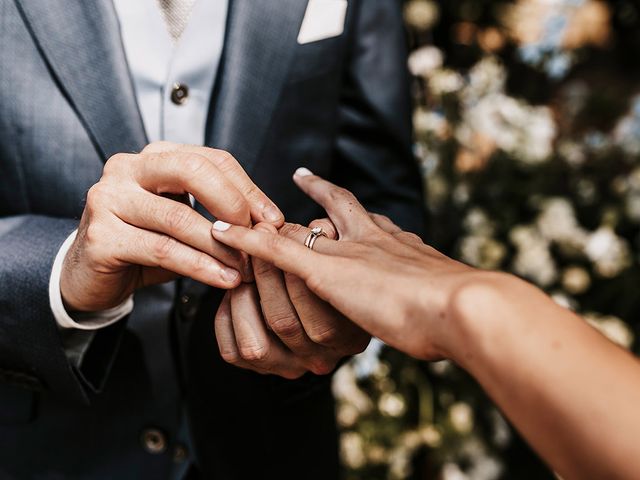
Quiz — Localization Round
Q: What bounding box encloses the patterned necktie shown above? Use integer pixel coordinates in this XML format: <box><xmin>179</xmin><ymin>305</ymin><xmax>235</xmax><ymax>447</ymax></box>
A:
<box><xmin>156</xmin><ymin>0</ymin><xmax>197</xmax><ymax>42</ymax></box>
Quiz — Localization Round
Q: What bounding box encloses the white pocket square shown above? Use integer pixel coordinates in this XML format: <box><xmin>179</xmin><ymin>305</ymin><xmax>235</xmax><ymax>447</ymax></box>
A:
<box><xmin>297</xmin><ymin>0</ymin><xmax>348</xmax><ymax>45</ymax></box>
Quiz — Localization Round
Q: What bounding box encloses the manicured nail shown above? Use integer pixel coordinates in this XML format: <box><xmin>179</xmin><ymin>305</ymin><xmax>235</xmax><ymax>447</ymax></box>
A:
<box><xmin>213</xmin><ymin>220</ymin><xmax>231</xmax><ymax>232</ymax></box>
<box><xmin>294</xmin><ymin>167</ymin><xmax>313</xmax><ymax>177</ymax></box>
<box><xmin>221</xmin><ymin>268</ymin><xmax>240</xmax><ymax>283</ymax></box>
<box><xmin>263</xmin><ymin>204</ymin><xmax>283</xmax><ymax>223</ymax></box>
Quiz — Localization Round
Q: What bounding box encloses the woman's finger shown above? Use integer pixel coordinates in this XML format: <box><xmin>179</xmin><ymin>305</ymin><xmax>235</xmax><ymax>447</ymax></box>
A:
<box><xmin>211</xmin><ymin>221</ymin><xmax>336</xmax><ymax>285</ymax></box>
<box><xmin>308</xmin><ymin>218</ymin><xmax>338</xmax><ymax>240</ymax></box>
<box><xmin>292</xmin><ymin>169</ymin><xmax>376</xmax><ymax>240</ymax></box>
<box><xmin>277</xmin><ymin>223</ymin><xmax>340</xmax><ymax>255</ymax></box>
<box><xmin>369</xmin><ymin>213</ymin><xmax>402</xmax><ymax>234</ymax></box>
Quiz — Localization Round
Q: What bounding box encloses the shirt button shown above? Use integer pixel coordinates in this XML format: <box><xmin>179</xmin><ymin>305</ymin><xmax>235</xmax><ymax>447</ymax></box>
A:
<box><xmin>170</xmin><ymin>83</ymin><xmax>189</xmax><ymax>105</ymax></box>
<box><xmin>141</xmin><ymin>428</ymin><xmax>168</xmax><ymax>455</ymax></box>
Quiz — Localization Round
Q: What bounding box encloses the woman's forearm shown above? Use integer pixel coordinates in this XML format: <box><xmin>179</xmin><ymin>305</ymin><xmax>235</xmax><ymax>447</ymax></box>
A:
<box><xmin>447</xmin><ymin>273</ymin><xmax>640</xmax><ymax>479</ymax></box>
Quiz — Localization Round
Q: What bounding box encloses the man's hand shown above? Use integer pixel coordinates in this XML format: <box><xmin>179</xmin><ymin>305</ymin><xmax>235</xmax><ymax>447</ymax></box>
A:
<box><xmin>61</xmin><ymin>142</ymin><xmax>284</xmax><ymax>313</ymax></box>
<box><xmin>214</xmin><ymin>221</ymin><xmax>371</xmax><ymax>379</ymax></box>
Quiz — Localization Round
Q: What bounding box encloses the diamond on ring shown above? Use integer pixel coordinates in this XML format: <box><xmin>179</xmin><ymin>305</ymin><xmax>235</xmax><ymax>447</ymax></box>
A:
<box><xmin>304</xmin><ymin>227</ymin><xmax>328</xmax><ymax>250</ymax></box>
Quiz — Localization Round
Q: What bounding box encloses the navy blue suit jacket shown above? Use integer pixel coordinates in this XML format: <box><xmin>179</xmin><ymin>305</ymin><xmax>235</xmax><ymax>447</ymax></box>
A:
<box><xmin>0</xmin><ymin>0</ymin><xmax>425</xmax><ymax>478</ymax></box>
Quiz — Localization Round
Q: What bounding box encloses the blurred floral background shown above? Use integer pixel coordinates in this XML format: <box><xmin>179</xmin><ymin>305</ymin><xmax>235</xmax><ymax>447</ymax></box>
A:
<box><xmin>333</xmin><ymin>0</ymin><xmax>640</xmax><ymax>478</ymax></box>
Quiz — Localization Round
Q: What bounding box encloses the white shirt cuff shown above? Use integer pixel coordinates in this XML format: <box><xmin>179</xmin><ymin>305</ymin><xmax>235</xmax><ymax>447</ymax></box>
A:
<box><xmin>49</xmin><ymin>230</ymin><xmax>134</xmax><ymax>330</ymax></box>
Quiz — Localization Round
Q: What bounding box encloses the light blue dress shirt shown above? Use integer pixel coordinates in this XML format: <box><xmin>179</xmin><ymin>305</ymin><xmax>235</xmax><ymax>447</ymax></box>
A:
<box><xmin>50</xmin><ymin>0</ymin><xmax>229</xmax><ymax>330</ymax></box>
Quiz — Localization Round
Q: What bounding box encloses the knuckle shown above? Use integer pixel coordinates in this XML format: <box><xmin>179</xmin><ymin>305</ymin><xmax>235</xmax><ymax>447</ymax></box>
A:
<box><xmin>164</xmin><ymin>204</ymin><xmax>195</xmax><ymax>233</ymax></box>
<box><xmin>265</xmin><ymin>233</ymin><xmax>287</xmax><ymax>255</ymax></box>
<box><xmin>213</xmin><ymin>150</ymin><xmax>240</xmax><ymax>172</ymax></box>
<box><xmin>219</xmin><ymin>348</ymin><xmax>242</xmax><ymax>365</ymax></box>
<box><xmin>308</xmin><ymin>359</ymin><xmax>336</xmax><ymax>376</ymax></box>
<box><xmin>181</xmin><ymin>154</ymin><xmax>209</xmax><ymax>178</ymax></box>
<box><xmin>268</xmin><ymin>313</ymin><xmax>301</xmax><ymax>339</ymax></box>
<box><xmin>308</xmin><ymin>326</ymin><xmax>339</xmax><ymax>347</ymax></box>
<box><xmin>278</xmin><ymin>223</ymin><xmax>304</xmax><ymax>239</ymax></box>
<box><xmin>142</xmin><ymin>141</ymin><xmax>176</xmax><ymax>153</ymax></box>
<box><xmin>151</xmin><ymin>235</ymin><xmax>177</xmax><ymax>262</ymax></box>
<box><xmin>85</xmin><ymin>183</ymin><xmax>109</xmax><ymax>210</ymax></box>
<box><xmin>103</xmin><ymin>153</ymin><xmax>130</xmax><ymax>176</ymax></box>
<box><xmin>189</xmin><ymin>252</ymin><xmax>212</xmax><ymax>278</ymax></box>
<box><xmin>226</xmin><ymin>194</ymin><xmax>250</xmax><ymax>219</ymax></box>
<box><xmin>282</xmin><ymin>369</ymin><xmax>307</xmax><ymax>380</ymax></box>
<box><xmin>238</xmin><ymin>342</ymin><xmax>269</xmax><ymax>363</ymax></box>
<box><xmin>396</xmin><ymin>232</ymin><xmax>422</xmax><ymax>244</ymax></box>
<box><xmin>253</xmin><ymin>258</ymin><xmax>276</xmax><ymax>278</ymax></box>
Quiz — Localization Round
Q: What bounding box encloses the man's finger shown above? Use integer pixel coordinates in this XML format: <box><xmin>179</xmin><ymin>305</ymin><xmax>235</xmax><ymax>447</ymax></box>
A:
<box><xmin>115</xmin><ymin>190</ymin><xmax>252</xmax><ymax>280</ymax></box>
<box><xmin>284</xmin><ymin>272</ymin><xmax>364</xmax><ymax>359</ymax></box>
<box><xmin>292</xmin><ymin>169</ymin><xmax>376</xmax><ymax>240</ymax></box>
<box><xmin>132</xmin><ymin>150</ymin><xmax>252</xmax><ymax>227</ymax></box>
<box><xmin>144</xmin><ymin>143</ymin><xmax>284</xmax><ymax>227</ymax></box>
<box><xmin>230</xmin><ymin>284</ymin><xmax>307</xmax><ymax>380</ymax></box>
<box><xmin>117</xmin><ymin>224</ymin><xmax>242</xmax><ymax>289</ymax></box>
<box><xmin>252</xmin><ymin>253</ymin><xmax>319</xmax><ymax>357</ymax></box>
<box><xmin>214</xmin><ymin>293</ymin><xmax>270</xmax><ymax>374</ymax></box>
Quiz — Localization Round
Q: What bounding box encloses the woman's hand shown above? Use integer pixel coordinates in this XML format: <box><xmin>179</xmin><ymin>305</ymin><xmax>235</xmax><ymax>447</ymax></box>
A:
<box><xmin>213</xmin><ymin>170</ymin><xmax>640</xmax><ymax>480</ymax></box>
<box><xmin>214</xmin><ymin>220</ymin><xmax>371</xmax><ymax>379</ymax></box>
<box><xmin>211</xmin><ymin>169</ymin><xmax>487</xmax><ymax>361</ymax></box>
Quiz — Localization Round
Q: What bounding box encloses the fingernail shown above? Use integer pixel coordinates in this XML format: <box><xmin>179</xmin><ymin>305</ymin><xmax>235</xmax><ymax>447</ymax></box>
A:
<box><xmin>213</xmin><ymin>220</ymin><xmax>231</xmax><ymax>232</ymax></box>
<box><xmin>294</xmin><ymin>167</ymin><xmax>313</xmax><ymax>177</ymax></box>
<box><xmin>221</xmin><ymin>268</ymin><xmax>240</xmax><ymax>283</ymax></box>
<box><xmin>263</xmin><ymin>204</ymin><xmax>283</xmax><ymax>223</ymax></box>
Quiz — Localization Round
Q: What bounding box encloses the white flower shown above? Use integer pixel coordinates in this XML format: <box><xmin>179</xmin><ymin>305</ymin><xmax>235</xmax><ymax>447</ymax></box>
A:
<box><xmin>585</xmin><ymin>227</ymin><xmax>632</xmax><ymax>277</ymax></box>
<box><xmin>379</xmin><ymin>393</ymin><xmax>406</xmax><ymax>417</ymax></box>
<box><xmin>510</xmin><ymin>226</ymin><xmax>558</xmax><ymax>286</ymax></box>
<box><xmin>625</xmin><ymin>194</ymin><xmax>640</xmax><ymax>222</ymax></box>
<box><xmin>429</xmin><ymin>68</ymin><xmax>465</xmax><ymax>96</ymax></box>
<box><xmin>442</xmin><ymin>463</ymin><xmax>469</xmax><ymax>480</ymax></box>
<box><xmin>408</xmin><ymin>46</ymin><xmax>444</xmax><ymax>78</ymax></box>
<box><xmin>585</xmin><ymin>314</ymin><xmax>634</xmax><ymax>349</ymax></box>
<box><xmin>561</xmin><ymin>266</ymin><xmax>591</xmax><ymax>295</ymax></box>
<box><xmin>332</xmin><ymin>365</ymin><xmax>373</xmax><ymax>414</ymax></box>
<box><xmin>460</xmin><ymin>93</ymin><xmax>555</xmax><ymax>165</ymax></box>
<box><xmin>459</xmin><ymin>235</ymin><xmax>507</xmax><ymax>270</ymax></box>
<box><xmin>404</xmin><ymin>0</ymin><xmax>440</xmax><ymax>30</ymax></box>
<box><xmin>413</xmin><ymin>107</ymin><xmax>448</xmax><ymax>137</ymax></box>
<box><xmin>464</xmin><ymin>56</ymin><xmax>507</xmax><ymax>102</ymax></box>
<box><xmin>449</xmin><ymin>402</ymin><xmax>474</xmax><ymax>434</ymax></box>
<box><xmin>340</xmin><ymin>432</ymin><xmax>366</xmax><ymax>469</ymax></box>
<box><xmin>420</xmin><ymin>425</ymin><xmax>443</xmax><ymax>447</ymax></box>
<box><xmin>536</xmin><ymin>198</ymin><xmax>588</xmax><ymax>247</ymax></box>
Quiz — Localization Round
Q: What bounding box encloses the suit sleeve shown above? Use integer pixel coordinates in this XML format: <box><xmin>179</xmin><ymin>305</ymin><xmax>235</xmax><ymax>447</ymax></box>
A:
<box><xmin>331</xmin><ymin>0</ymin><xmax>426</xmax><ymax>236</ymax></box>
<box><xmin>0</xmin><ymin>215</ymin><xmax>125</xmax><ymax>403</ymax></box>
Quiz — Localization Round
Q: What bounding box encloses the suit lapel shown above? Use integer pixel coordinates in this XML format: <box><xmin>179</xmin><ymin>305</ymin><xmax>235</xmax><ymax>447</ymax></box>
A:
<box><xmin>207</xmin><ymin>0</ymin><xmax>309</xmax><ymax>174</ymax></box>
<box><xmin>14</xmin><ymin>0</ymin><xmax>147</xmax><ymax>161</ymax></box>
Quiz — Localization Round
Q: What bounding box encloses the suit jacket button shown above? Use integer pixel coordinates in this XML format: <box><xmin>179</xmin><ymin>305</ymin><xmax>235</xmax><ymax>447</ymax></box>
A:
<box><xmin>141</xmin><ymin>428</ymin><xmax>167</xmax><ymax>454</ymax></box>
<box><xmin>173</xmin><ymin>444</ymin><xmax>188</xmax><ymax>463</ymax></box>
<box><xmin>170</xmin><ymin>83</ymin><xmax>189</xmax><ymax>105</ymax></box>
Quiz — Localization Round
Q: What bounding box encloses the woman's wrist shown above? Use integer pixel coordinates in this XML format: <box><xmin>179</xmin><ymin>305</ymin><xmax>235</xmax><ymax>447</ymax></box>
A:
<box><xmin>440</xmin><ymin>271</ymin><xmax>520</xmax><ymax>368</ymax></box>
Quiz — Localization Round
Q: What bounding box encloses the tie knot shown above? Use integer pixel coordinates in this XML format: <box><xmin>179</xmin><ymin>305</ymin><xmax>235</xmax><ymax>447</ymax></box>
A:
<box><xmin>157</xmin><ymin>0</ymin><xmax>197</xmax><ymax>42</ymax></box>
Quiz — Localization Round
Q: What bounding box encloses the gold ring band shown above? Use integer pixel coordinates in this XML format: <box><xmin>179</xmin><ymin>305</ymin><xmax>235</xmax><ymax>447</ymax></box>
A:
<box><xmin>304</xmin><ymin>227</ymin><xmax>328</xmax><ymax>251</ymax></box>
